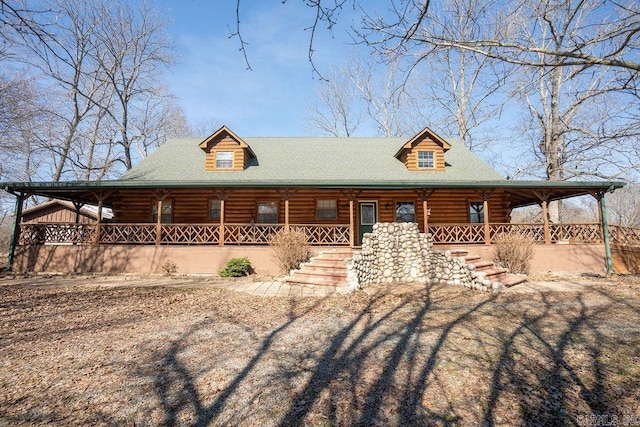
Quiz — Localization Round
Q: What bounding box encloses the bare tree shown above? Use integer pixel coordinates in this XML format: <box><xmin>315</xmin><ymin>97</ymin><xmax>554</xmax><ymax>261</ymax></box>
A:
<box><xmin>351</xmin><ymin>57</ymin><xmax>419</xmax><ymax>137</ymax></box>
<box><xmin>361</xmin><ymin>0</ymin><xmax>640</xmax><ymax>74</ymax></box>
<box><xmin>10</xmin><ymin>0</ymin><xmax>110</xmax><ymax>182</ymax></box>
<box><xmin>91</xmin><ymin>0</ymin><xmax>174</xmax><ymax>170</ymax></box>
<box><xmin>306</xmin><ymin>54</ymin><xmax>423</xmax><ymax>137</ymax></box>
<box><xmin>306</xmin><ymin>63</ymin><xmax>362</xmax><ymax>136</ymax></box>
<box><xmin>409</xmin><ymin>0</ymin><xmax>510</xmax><ymax>151</ymax></box>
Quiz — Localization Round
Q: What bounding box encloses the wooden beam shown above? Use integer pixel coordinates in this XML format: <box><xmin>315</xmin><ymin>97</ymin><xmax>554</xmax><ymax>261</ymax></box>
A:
<box><xmin>155</xmin><ymin>199</ymin><xmax>163</xmax><ymax>246</ymax></box>
<box><xmin>422</xmin><ymin>199</ymin><xmax>429</xmax><ymax>234</ymax></box>
<box><xmin>72</xmin><ymin>201</ymin><xmax>84</xmax><ymax>225</ymax></box>
<box><xmin>219</xmin><ymin>198</ymin><xmax>225</xmax><ymax>246</ymax></box>
<box><xmin>483</xmin><ymin>199</ymin><xmax>490</xmax><ymax>245</ymax></box>
<box><xmin>285</xmin><ymin>199</ymin><xmax>290</xmax><ymax>231</ymax></box>
<box><xmin>94</xmin><ymin>199</ymin><xmax>103</xmax><ymax>245</ymax></box>
<box><xmin>541</xmin><ymin>200</ymin><xmax>551</xmax><ymax>244</ymax></box>
<box><xmin>349</xmin><ymin>199</ymin><xmax>355</xmax><ymax>248</ymax></box>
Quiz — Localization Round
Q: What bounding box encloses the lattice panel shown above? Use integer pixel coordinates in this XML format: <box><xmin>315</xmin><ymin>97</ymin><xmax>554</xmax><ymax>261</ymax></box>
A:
<box><xmin>161</xmin><ymin>225</ymin><xmax>220</xmax><ymax>244</ymax></box>
<box><xmin>290</xmin><ymin>225</ymin><xmax>350</xmax><ymax>245</ymax></box>
<box><xmin>609</xmin><ymin>225</ymin><xmax>640</xmax><ymax>247</ymax></box>
<box><xmin>428</xmin><ymin>224</ymin><xmax>485</xmax><ymax>243</ymax></box>
<box><xmin>490</xmin><ymin>224</ymin><xmax>545</xmax><ymax>242</ymax></box>
<box><xmin>224</xmin><ymin>224</ymin><xmax>284</xmax><ymax>244</ymax></box>
<box><xmin>19</xmin><ymin>223</ymin><xmax>95</xmax><ymax>244</ymax></box>
<box><xmin>99</xmin><ymin>224</ymin><xmax>157</xmax><ymax>244</ymax></box>
<box><xmin>550</xmin><ymin>224</ymin><xmax>602</xmax><ymax>243</ymax></box>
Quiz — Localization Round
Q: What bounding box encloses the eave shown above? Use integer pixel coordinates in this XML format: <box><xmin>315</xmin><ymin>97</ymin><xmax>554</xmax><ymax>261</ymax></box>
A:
<box><xmin>2</xmin><ymin>179</ymin><xmax>625</xmax><ymax>209</ymax></box>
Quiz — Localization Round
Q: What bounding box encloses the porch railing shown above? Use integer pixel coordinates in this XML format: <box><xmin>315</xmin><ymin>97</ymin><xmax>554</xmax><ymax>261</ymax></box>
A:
<box><xmin>429</xmin><ymin>223</ymin><xmax>606</xmax><ymax>244</ymax></box>
<box><xmin>609</xmin><ymin>225</ymin><xmax>640</xmax><ymax>247</ymax></box>
<box><xmin>290</xmin><ymin>224</ymin><xmax>350</xmax><ymax>245</ymax></box>
<box><xmin>19</xmin><ymin>222</ymin><xmax>639</xmax><ymax>247</ymax></box>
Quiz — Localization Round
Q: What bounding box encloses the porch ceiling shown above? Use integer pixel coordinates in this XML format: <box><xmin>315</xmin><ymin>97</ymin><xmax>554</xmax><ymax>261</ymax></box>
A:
<box><xmin>2</xmin><ymin>179</ymin><xmax>625</xmax><ymax>208</ymax></box>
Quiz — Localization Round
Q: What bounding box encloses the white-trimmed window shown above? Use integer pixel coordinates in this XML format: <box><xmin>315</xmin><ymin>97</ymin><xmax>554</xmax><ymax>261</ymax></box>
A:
<box><xmin>216</xmin><ymin>151</ymin><xmax>234</xmax><ymax>168</ymax></box>
<box><xmin>152</xmin><ymin>200</ymin><xmax>172</xmax><ymax>223</ymax></box>
<box><xmin>469</xmin><ymin>202</ymin><xmax>484</xmax><ymax>223</ymax></box>
<box><xmin>257</xmin><ymin>201</ymin><xmax>278</xmax><ymax>223</ymax></box>
<box><xmin>395</xmin><ymin>201</ymin><xmax>415</xmax><ymax>223</ymax></box>
<box><xmin>417</xmin><ymin>150</ymin><xmax>435</xmax><ymax>169</ymax></box>
<box><xmin>209</xmin><ymin>199</ymin><xmax>221</xmax><ymax>220</ymax></box>
<box><xmin>316</xmin><ymin>199</ymin><xmax>337</xmax><ymax>220</ymax></box>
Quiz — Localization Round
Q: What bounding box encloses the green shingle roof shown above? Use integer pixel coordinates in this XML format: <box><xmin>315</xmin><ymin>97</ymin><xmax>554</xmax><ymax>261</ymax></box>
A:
<box><xmin>121</xmin><ymin>137</ymin><xmax>505</xmax><ymax>184</ymax></box>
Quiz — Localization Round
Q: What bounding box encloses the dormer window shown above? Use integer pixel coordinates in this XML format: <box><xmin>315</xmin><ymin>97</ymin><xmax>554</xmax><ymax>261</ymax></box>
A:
<box><xmin>417</xmin><ymin>151</ymin><xmax>435</xmax><ymax>169</ymax></box>
<box><xmin>216</xmin><ymin>151</ymin><xmax>234</xmax><ymax>168</ymax></box>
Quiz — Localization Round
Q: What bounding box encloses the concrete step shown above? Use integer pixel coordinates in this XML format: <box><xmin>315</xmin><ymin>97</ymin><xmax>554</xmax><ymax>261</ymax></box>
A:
<box><xmin>450</xmin><ymin>249</ymin><xmax>469</xmax><ymax>257</ymax></box>
<box><xmin>319</xmin><ymin>251</ymin><xmax>353</xmax><ymax>260</ymax></box>
<box><xmin>464</xmin><ymin>255</ymin><xmax>482</xmax><ymax>262</ymax></box>
<box><xmin>469</xmin><ymin>260</ymin><xmax>495</xmax><ymax>270</ymax></box>
<box><xmin>501</xmin><ymin>274</ymin><xmax>528</xmax><ymax>287</ymax></box>
<box><xmin>285</xmin><ymin>248</ymin><xmax>352</xmax><ymax>287</ymax></box>
<box><xmin>481</xmin><ymin>267</ymin><xmax>509</xmax><ymax>281</ymax></box>
<box><xmin>285</xmin><ymin>272</ymin><xmax>347</xmax><ymax>287</ymax></box>
<box><xmin>297</xmin><ymin>265</ymin><xmax>347</xmax><ymax>276</ymax></box>
<box><xmin>310</xmin><ymin>258</ymin><xmax>349</xmax><ymax>268</ymax></box>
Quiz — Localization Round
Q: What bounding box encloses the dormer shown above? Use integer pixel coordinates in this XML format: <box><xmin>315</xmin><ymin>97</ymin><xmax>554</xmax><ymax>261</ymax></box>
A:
<box><xmin>199</xmin><ymin>125</ymin><xmax>256</xmax><ymax>171</ymax></box>
<box><xmin>394</xmin><ymin>126</ymin><xmax>451</xmax><ymax>171</ymax></box>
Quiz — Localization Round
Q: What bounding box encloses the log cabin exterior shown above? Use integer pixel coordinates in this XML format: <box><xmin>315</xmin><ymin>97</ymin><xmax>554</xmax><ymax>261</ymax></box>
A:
<box><xmin>3</xmin><ymin>125</ymin><xmax>633</xmax><ymax>275</ymax></box>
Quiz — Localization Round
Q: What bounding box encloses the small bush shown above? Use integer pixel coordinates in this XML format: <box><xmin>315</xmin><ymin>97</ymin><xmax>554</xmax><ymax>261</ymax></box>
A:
<box><xmin>270</xmin><ymin>229</ymin><xmax>311</xmax><ymax>274</ymax></box>
<box><xmin>219</xmin><ymin>257</ymin><xmax>253</xmax><ymax>277</ymax></box>
<box><xmin>161</xmin><ymin>259</ymin><xmax>178</xmax><ymax>275</ymax></box>
<box><xmin>492</xmin><ymin>234</ymin><xmax>534</xmax><ymax>274</ymax></box>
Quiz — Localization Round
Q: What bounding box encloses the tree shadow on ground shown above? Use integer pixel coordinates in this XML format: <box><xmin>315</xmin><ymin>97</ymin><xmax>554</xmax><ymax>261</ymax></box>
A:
<box><xmin>140</xmin><ymin>284</ymin><xmax>640</xmax><ymax>426</ymax></box>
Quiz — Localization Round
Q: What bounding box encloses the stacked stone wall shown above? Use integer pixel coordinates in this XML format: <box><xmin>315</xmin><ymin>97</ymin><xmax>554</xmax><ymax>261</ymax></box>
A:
<box><xmin>347</xmin><ymin>222</ymin><xmax>502</xmax><ymax>292</ymax></box>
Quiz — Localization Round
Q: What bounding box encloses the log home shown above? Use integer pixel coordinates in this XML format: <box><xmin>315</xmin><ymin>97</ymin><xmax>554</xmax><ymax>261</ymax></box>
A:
<box><xmin>3</xmin><ymin>125</ymin><xmax>634</xmax><ymax>275</ymax></box>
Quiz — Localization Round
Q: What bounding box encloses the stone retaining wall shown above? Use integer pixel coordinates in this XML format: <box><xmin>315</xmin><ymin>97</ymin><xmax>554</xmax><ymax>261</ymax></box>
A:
<box><xmin>347</xmin><ymin>222</ymin><xmax>502</xmax><ymax>292</ymax></box>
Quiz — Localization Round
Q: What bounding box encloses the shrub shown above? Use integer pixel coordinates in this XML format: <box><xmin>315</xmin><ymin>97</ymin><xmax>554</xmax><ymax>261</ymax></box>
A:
<box><xmin>492</xmin><ymin>234</ymin><xmax>534</xmax><ymax>274</ymax></box>
<box><xmin>270</xmin><ymin>229</ymin><xmax>311</xmax><ymax>274</ymax></box>
<box><xmin>219</xmin><ymin>257</ymin><xmax>253</xmax><ymax>277</ymax></box>
<box><xmin>161</xmin><ymin>259</ymin><xmax>178</xmax><ymax>275</ymax></box>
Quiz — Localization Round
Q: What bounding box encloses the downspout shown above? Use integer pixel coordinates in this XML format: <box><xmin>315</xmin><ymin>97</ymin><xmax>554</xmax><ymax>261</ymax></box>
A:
<box><xmin>600</xmin><ymin>187</ymin><xmax>614</xmax><ymax>275</ymax></box>
<box><xmin>6</xmin><ymin>191</ymin><xmax>24</xmax><ymax>272</ymax></box>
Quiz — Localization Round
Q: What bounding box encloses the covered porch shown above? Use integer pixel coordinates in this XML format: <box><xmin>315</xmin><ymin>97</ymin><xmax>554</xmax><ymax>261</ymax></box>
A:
<box><xmin>3</xmin><ymin>180</ymin><xmax>631</xmax><ymax>274</ymax></box>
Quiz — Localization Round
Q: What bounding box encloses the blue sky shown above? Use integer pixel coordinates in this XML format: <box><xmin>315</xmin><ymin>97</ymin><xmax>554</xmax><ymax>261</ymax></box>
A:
<box><xmin>157</xmin><ymin>0</ymin><xmax>371</xmax><ymax>136</ymax></box>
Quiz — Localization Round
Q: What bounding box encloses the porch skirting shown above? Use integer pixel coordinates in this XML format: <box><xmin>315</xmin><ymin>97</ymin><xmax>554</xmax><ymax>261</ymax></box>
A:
<box><xmin>13</xmin><ymin>243</ymin><xmax>612</xmax><ymax>276</ymax></box>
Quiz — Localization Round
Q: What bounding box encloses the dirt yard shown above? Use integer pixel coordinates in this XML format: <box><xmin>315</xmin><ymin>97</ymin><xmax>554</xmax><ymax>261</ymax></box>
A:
<box><xmin>0</xmin><ymin>274</ymin><xmax>639</xmax><ymax>426</ymax></box>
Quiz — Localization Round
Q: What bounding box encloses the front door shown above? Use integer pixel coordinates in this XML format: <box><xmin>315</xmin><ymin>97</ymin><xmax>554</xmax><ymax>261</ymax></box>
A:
<box><xmin>358</xmin><ymin>201</ymin><xmax>378</xmax><ymax>245</ymax></box>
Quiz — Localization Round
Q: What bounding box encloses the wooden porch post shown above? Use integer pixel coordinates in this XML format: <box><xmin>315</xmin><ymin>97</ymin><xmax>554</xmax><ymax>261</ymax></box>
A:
<box><xmin>541</xmin><ymin>200</ymin><xmax>551</xmax><ymax>244</ymax></box>
<box><xmin>349</xmin><ymin>199</ymin><xmax>355</xmax><ymax>247</ymax></box>
<box><xmin>94</xmin><ymin>199</ymin><xmax>103</xmax><ymax>245</ymax></box>
<box><xmin>219</xmin><ymin>198</ymin><xmax>225</xmax><ymax>246</ymax></box>
<box><xmin>7</xmin><ymin>192</ymin><xmax>25</xmax><ymax>271</ymax></box>
<box><xmin>423</xmin><ymin>200</ymin><xmax>429</xmax><ymax>233</ymax></box>
<box><xmin>285</xmin><ymin>199</ymin><xmax>290</xmax><ymax>231</ymax></box>
<box><xmin>414</xmin><ymin>189</ymin><xmax>435</xmax><ymax>234</ymax></box>
<box><xmin>483</xmin><ymin>199</ymin><xmax>490</xmax><ymax>245</ymax></box>
<box><xmin>72</xmin><ymin>201</ymin><xmax>84</xmax><ymax>224</ymax></box>
<box><xmin>155</xmin><ymin>199</ymin><xmax>163</xmax><ymax>245</ymax></box>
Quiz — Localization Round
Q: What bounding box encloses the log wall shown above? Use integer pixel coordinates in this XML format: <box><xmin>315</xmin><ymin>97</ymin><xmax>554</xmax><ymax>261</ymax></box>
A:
<box><xmin>111</xmin><ymin>188</ymin><xmax>512</xmax><ymax>229</ymax></box>
<box><xmin>399</xmin><ymin>134</ymin><xmax>446</xmax><ymax>171</ymax></box>
<box><xmin>202</xmin><ymin>134</ymin><xmax>246</xmax><ymax>171</ymax></box>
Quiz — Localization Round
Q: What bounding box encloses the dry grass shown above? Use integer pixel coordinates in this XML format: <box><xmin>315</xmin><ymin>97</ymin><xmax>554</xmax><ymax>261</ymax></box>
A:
<box><xmin>0</xmin><ymin>275</ymin><xmax>639</xmax><ymax>426</ymax></box>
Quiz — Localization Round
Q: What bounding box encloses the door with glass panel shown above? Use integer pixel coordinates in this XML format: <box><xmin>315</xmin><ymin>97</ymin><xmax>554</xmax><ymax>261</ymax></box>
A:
<box><xmin>357</xmin><ymin>201</ymin><xmax>377</xmax><ymax>245</ymax></box>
